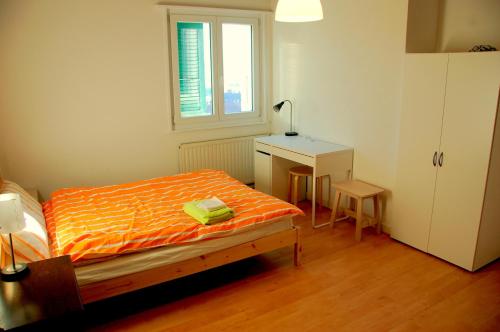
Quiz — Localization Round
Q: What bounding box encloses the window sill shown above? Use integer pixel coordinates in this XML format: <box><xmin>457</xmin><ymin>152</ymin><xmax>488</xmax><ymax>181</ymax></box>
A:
<box><xmin>172</xmin><ymin>118</ymin><xmax>268</xmax><ymax>132</ymax></box>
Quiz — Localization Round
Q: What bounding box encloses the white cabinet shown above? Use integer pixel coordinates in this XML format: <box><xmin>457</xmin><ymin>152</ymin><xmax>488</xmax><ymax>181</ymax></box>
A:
<box><xmin>392</xmin><ymin>54</ymin><xmax>448</xmax><ymax>252</ymax></box>
<box><xmin>254</xmin><ymin>149</ymin><xmax>271</xmax><ymax>195</ymax></box>
<box><xmin>392</xmin><ymin>52</ymin><xmax>500</xmax><ymax>271</ymax></box>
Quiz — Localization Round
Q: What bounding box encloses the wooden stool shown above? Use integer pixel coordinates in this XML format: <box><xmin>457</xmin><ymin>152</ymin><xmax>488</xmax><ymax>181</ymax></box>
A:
<box><xmin>288</xmin><ymin>166</ymin><xmax>330</xmax><ymax>209</ymax></box>
<box><xmin>330</xmin><ymin>180</ymin><xmax>384</xmax><ymax>241</ymax></box>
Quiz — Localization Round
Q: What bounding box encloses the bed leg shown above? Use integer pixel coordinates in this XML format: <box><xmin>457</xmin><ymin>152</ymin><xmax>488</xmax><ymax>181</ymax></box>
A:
<box><xmin>294</xmin><ymin>226</ymin><xmax>302</xmax><ymax>266</ymax></box>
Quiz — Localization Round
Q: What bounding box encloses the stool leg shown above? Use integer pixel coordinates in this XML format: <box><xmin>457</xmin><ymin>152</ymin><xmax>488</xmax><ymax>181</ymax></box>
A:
<box><xmin>374</xmin><ymin>194</ymin><xmax>381</xmax><ymax>234</ymax></box>
<box><xmin>317</xmin><ymin>177</ymin><xmax>323</xmax><ymax>211</ymax></box>
<box><xmin>349</xmin><ymin>197</ymin><xmax>356</xmax><ymax>214</ymax></box>
<box><xmin>287</xmin><ymin>173</ymin><xmax>292</xmax><ymax>203</ymax></box>
<box><xmin>293</xmin><ymin>175</ymin><xmax>300</xmax><ymax>206</ymax></box>
<box><xmin>355</xmin><ymin>197</ymin><xmax>363</xmax><ymax>241</ymax></box>
<box><xmin>330</xmin><ymin>191</ymin><xmax>341</xmax><ymax>226</ymax></box>
<box><xmin>326</xmin><ymin>175</ymin><xmax>331</xmax><ymax>208</ymax></box>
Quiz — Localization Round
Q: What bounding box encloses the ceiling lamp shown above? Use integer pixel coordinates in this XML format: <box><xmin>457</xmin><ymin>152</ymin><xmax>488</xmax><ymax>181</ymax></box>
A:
<box><xmin>275</xmin><ymin>0</ymin><xmax>324</xmax><ymax>22</ymax></box>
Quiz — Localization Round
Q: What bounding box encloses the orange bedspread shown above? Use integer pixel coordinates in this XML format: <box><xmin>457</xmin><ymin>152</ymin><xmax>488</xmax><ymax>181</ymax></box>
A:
<box><xmin>43</xmin><ymin>170</ymin><xmax>303</xmax><ymax>263</ymax></box>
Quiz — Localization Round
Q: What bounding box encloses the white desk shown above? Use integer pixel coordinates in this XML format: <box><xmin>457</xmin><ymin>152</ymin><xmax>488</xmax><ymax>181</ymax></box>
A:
<box><xmin>255</xmin><ymin>135</ymin><xmax>353</xmax><ymax>228</ymax></box>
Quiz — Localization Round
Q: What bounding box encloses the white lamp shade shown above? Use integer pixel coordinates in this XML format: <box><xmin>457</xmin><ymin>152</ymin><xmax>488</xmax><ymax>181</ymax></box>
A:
<box><xmin>0</xmin><ymin>193</ymin><xmax>25</xmax><ymax>234</ymax></box>
<box><xmin>275</xmin><ymin>0</ymin><xmax>324</xmax><ymax>22</ymax></box>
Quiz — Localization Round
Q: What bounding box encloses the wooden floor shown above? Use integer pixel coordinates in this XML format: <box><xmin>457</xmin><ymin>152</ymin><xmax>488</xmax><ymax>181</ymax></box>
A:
<box><xmin>83</xmin><ymin>203</ymin><xmax>500</xmax><ymax>332</ymax></box>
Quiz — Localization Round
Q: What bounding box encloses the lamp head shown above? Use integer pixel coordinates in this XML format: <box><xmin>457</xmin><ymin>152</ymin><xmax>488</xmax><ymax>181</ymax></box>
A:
<box><xmin>273</xmin><ymin>101</ymin><xmax>285</xmax><ymax>112</ymax></box>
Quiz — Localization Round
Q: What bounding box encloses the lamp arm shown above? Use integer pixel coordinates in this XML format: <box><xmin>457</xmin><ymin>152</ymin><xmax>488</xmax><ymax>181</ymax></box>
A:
<box><xmin>284</xmin><ymin>99</ymin><xmax>293</xmax><ymax>132</ymax></box>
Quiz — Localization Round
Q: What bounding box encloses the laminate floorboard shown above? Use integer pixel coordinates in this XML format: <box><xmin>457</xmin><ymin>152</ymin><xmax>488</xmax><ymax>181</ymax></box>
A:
<box><xmin>82</xmin><ymin>203</ymin><xmax>500</xmax><ymax>332</ymax></box>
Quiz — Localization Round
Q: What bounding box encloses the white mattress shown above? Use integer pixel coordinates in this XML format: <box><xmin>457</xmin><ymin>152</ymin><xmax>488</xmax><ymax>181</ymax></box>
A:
<box><xmin>75</xmin><ymin>216</ymin><xmax>293</xmax><ymax>285</ymax></box>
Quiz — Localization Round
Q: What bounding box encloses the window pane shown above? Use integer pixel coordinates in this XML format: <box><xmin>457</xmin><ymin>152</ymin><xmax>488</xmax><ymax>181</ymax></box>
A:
<box><xmin>222</xmin><ymin>23</ymin><xmax>253</xmax><ymax>114</ymax></box>
<box><xmin>177</xmin><ymin>22</ymin><xmax>213</xmax><ymax>118</ymax></box>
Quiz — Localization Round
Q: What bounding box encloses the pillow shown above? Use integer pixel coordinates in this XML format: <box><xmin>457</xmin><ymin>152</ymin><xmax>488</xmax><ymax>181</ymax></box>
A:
<box><xmin>0</xmin><ymin>180</ymin><xmax>50</xmax><ymax>268</ymax></box>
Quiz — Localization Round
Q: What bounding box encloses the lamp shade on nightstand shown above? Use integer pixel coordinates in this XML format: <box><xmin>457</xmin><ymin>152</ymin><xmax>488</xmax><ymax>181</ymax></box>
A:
<box><xmin>0</xmin><ymin>193</ymin><xmax>25</xmax><ymax>233</ymax></box>
<box><xmin>0</xmin><ymin>193</ymin><xmax>29</xmax><ymax>279</ymax></box>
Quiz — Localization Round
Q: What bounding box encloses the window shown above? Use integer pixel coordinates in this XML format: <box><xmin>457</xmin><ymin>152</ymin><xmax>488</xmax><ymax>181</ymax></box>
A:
<box><xmin>177</xmin><ymin>22</ymin><xmax>213</xmax><ymax>118</ymax></box>
<box><xmin>222</xmin><ymin>23</ymin><xmax>253</xmax><ymax>114</ymax></box>
<box><xmin>167</xmin><ymin>7</ymin><xmax>268</xmax><ymax>130</ymax></box>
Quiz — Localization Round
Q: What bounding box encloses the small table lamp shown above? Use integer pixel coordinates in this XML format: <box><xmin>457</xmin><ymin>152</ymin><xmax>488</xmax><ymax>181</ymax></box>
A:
<box><xmin>273</xmin><ymin>99</ymin><xmax>298</xmax><ymax>136</ymax></box>
<box><xmin>0</xmin><ymin>193</ymin><xmax>29</xmax><ymax>280</ymax></box>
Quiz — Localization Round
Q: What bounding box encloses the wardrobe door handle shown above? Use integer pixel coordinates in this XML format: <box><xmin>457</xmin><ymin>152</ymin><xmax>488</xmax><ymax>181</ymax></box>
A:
<box><xmin>433</xmin><ymin>152</ymin><xmax>438</xmax><ymax>166</ymax></box>
<box><xmin>438</xmin><ymin>152</ymin><xmax>444</xmax><ymax>167</ymax></box>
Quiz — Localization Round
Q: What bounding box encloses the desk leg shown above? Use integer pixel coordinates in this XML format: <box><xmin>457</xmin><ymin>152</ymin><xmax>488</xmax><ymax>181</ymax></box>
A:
<box><xmin>312</xmin><ymin>168</ymin><xmax>331</xmax><ymax>228</ymax></box>
<box><xmin>311</xmin><ymin>168</ymin><xmax>316</xmax><ymax>227</ymax></box>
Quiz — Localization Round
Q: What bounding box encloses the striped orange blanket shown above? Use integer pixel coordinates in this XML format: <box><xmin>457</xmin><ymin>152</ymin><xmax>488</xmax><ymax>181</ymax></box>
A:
<box><xmin>43</xmin><ymin>170</ymin><xmax>303</xmax><ymax>263</ymax></box>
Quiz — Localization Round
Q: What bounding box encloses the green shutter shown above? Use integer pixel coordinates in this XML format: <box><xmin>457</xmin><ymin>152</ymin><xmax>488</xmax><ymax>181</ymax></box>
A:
<box><xmin>177</xmin><ymin>22</ymin><xmax>207</xmax><ymax>117</ymax></box>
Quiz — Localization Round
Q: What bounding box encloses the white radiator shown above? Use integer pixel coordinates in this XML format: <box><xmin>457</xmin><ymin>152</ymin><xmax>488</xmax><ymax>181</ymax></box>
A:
<box><xmin>179</xmin><ymin>136</ymin><xmax>260</xmax><ymax>184</ymax></box>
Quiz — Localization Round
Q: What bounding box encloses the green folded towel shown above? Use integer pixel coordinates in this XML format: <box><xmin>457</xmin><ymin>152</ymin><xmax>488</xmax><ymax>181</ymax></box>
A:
<box><xmin>183</xmin><ymin>201</ymin><xmax>234</xmax><ymax>225</ymax></box>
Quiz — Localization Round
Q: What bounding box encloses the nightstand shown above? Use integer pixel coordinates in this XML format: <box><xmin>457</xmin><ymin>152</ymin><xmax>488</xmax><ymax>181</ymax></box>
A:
<box><xmin>0</xmin><ymin>255</ymin><xmax>83</xmax><ymax>331</ymax></box>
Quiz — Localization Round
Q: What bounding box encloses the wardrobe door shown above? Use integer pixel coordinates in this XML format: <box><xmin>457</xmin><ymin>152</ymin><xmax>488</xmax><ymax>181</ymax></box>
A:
<box><xmin>391</xmin><ymin>54</ymin><xmax>448</xmax><ymax>251</ymax></box>
<box><xmin>429</xmin><ymin>53</ymin><xmax>500</xmax><ymax>270</ymax></box>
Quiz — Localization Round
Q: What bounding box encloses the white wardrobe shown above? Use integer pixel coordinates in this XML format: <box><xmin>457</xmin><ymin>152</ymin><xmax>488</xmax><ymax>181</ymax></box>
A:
<box><xmin>392</xmin><ymin>52</ymin><xmax>500</xmax><ymax>271</ymax></box>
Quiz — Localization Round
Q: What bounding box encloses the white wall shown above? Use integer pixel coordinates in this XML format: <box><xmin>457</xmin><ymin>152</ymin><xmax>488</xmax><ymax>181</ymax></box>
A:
<box><xmin>406</xmin><ymin>0</ymin><xmax>500</xmax><ymax>53</ymax></box>
<box><xmin>272</xmin><ymin>0</ymin><xmax>408</xmax><ymax>227</ymax></box>
<box><xmin>437</xmin><ymin>0</ymin><xmax>500</xmax><ymax>52</ymax></box>
<box><xmin>0</xmin><ymin>0</ymin><xmax>273</xmax><ymax>199</ymax></box>
<box><xmin>406</xmin><ymin>0</ymin><xmax>440</xmax><ymax>53</ymax></box>
<box><xmin>0</xmin><ymin>146</ymin><xmax>7</xmax><ymax>179</ymax></box>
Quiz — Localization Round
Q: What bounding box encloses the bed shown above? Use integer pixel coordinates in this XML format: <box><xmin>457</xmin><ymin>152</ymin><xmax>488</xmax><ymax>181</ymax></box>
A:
<box><xmin>0</xmin><ymin>170</ymin><xmax>303</xmax><ymax>304</ymax></box>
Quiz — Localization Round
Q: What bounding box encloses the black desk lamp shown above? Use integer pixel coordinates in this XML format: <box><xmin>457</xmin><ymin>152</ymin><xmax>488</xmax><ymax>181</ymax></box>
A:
<box><xmin>273</xmin><ymin>99</ymin><xmax>298</xmax><ymax>136</ymax></box>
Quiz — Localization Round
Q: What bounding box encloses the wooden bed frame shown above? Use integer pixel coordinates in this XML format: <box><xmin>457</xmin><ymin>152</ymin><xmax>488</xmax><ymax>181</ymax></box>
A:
<box><xmin>79</xmin><ymin>226</ymin><xmax>302</xmax><ymax>304</ymax></box>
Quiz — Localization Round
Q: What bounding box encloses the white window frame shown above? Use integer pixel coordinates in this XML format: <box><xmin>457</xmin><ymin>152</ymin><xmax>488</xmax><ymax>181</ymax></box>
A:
<box><xmin>170</xmin><ymin>14</ymin><xmax>219</xmax><ymax>127</ymax></box>
<box><xmin>164</xmin><ymin>6</ymin><xmax>270</xmax><ymax>131</ymax></box>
